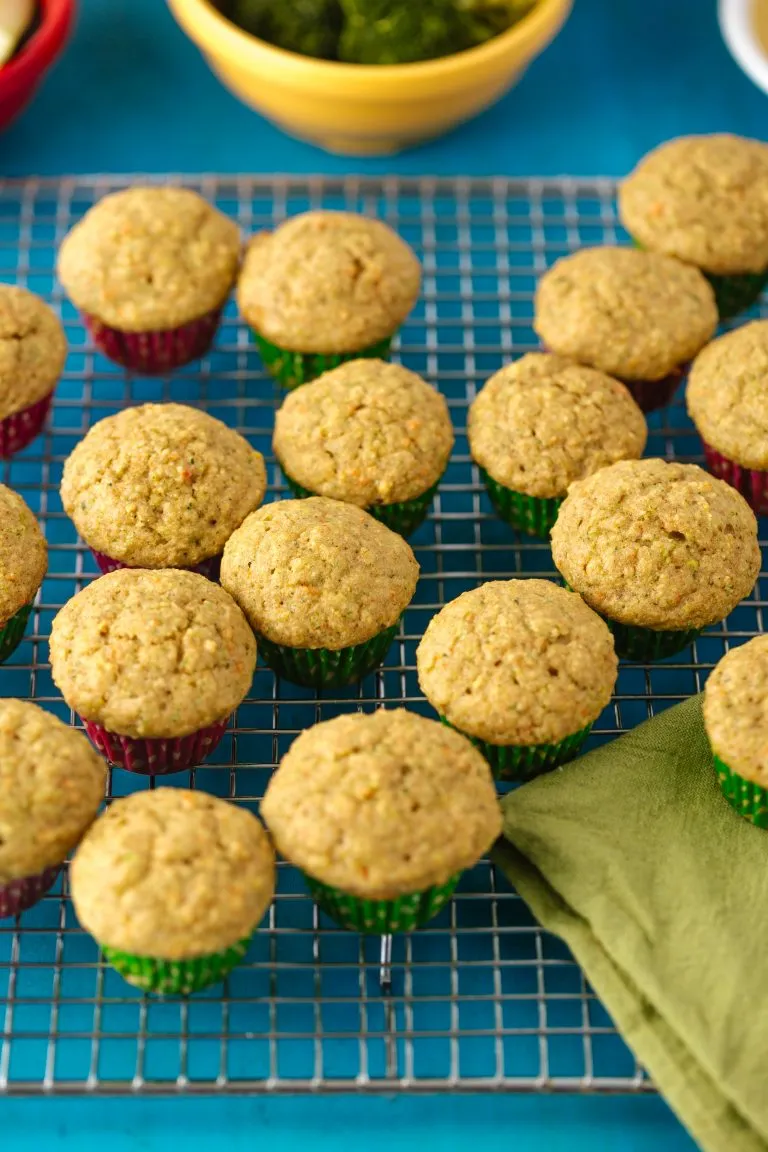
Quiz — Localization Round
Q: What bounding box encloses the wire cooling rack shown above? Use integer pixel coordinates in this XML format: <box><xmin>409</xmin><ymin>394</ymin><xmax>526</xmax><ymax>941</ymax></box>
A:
<box><xmin>0</xmin><ymin>174</ymin><xmax>765</xmax><ymax>1098</ymax></box>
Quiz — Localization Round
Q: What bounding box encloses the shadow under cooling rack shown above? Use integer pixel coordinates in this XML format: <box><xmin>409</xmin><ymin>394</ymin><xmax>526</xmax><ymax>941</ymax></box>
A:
<box><xmin>1</xmin><ymin>174</ymin><xmax>765</xmax><ymax>1095</ymax></box>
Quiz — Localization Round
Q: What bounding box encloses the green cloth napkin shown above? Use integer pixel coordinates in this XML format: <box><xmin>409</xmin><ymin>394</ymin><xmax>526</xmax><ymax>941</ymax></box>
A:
<box><xmin>492</xmin><ymin>696</ymin><xmax>768</xmax><ymax>1152</ymax></box>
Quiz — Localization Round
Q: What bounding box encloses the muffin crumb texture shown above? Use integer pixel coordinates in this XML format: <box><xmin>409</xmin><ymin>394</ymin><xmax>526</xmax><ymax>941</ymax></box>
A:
<box><xmin>0</xmin><ymin>699</ymin><xmax>106</xmax><ymax>884</ymax></box>
<box><xmin>261</xmin><ymin>709</ymin><xmax>501</xmax><ymax>899</ymax></box>
<box><xmin>49</xmin><ymin>569</ymin><xmax>256</xmax><ymax>738</ymax></box>
<box><xmin>0</xmin><ymin>483</ymin><xmax>47</xmax><ymax>626</ymax></box>
<box><xmin>61</xmin><ymin>404</ymin><xmax>267</xmax><ymax>568</ymax></box>
<box><xmin>237</xmin><ymin>212</ymin><xmax>421</xmax><ymax>353</ymax></box>
<box><xmin>417</xmin><ymin>579</ymin><xmax>617</xmax><ymax>746</ymax></box>
<box><xmin>534</xmin><ymin>246</ymin><xmax>717</xmax><ymax>381</ymax></box>
<box><xmin>0</xmin><ymin>286</ymin><xmax>67</xmax><ymax>422</ymax></box>
<box><xmin>687</xmin><ymin>321</ymin><xmax>768</xmax><ymax>470</ymax></box>
<box><xmin>468</xmin><ymin>353</ymin><xmax>647</xmax><ymax>497</ymax></box>
<box><xmin>619</xmin><ymin>134</ymin><xmax>768</xmax><ymax>275</ymax></box>
<box><xmin>551</xmin><ymin>459</ymin><xmax>760</xmax><ymax>631</ymax></box>
<box><xmin>71</xmin><ymin>789</ymin><xmax>275</xmax><ymax>958</ymax></box>
<box><xmin>274</xmin><ymin>359</ymin><xmax>454</xmax><ymax>505</ymax></box>
<box><xmin>220</xmin><ymin>497</ymin><xmax>419</xmax><ymax>650</ymax></box>
<box><xmin>57</xmin><ymin>187</ymin><xmax>241</xmax><ymax>331</ymax></box>
<box><xmin>704</xmin><ymin>637</ymin><xmax>768</xmax><ymax>786</ymax></box>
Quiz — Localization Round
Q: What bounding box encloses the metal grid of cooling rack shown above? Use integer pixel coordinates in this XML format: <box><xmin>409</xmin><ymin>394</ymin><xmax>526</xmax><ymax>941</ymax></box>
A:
<box><xmin>0</xmin><ymin>174</ymin><xmax>765</xmax><ymax>1098</ymax></box>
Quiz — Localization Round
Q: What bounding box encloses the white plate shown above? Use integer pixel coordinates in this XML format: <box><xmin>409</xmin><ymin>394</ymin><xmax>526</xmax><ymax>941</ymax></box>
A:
<box><xmin>719</xmin><ymin>0</ymin><xmax>768</xmax><ymax>95</ymax></box>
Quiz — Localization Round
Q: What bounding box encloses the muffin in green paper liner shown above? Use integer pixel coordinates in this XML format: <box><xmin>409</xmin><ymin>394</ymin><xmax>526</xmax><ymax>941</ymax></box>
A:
<box><xmin>237</xmin><ymin>211</ymin><xmax>421</xmax><ymax>390</ymax></box>
<box><xmin>469</xmin><ymin>355</ymin><xmax>647</xmax><ymax>538</ymax></box>
<box><xmin>70</xmin><ymin>790</ymin><xmax>275</xmax><ymax>995</ymax></box>
<box><xmin>0</xmin><ymin>483</ymin><xmax>47</xmax><ymax>665</ymax></box>
<box><xmin>619</xmin><ymin>134</ymin><xmax>768</xmax><ymax>321</ymax></box>
<box><xmin>0</xmin><ymin>601</ymin><xmax>34</xmax><ymax>665</ymax></box>
<box><xmin>274</xmin><ymin>358</ymin><xmax>453</xmax><ymax>535</ymax></box>
<box><xmin>220</xmin><ymin>497</ymin><xmax>419</xmax><ymax>689</ymax></box>
<box><xmin>704</xmin><ymin>637</ymin><xmax>768</xmax><ymax>829</ymax></box>
<box><xmin>261</xmin><ymin>710</ymin><xmax>501</xmax><ymax>934</ymax></box>
<box><xmin>417</xmin><ymin>580</ymin><xmax>616</xmax><ymax>783</ymax></box>
<box><xmin>551</xmin><ymin>459</ymin><xmax>761</xmax><ymax>665</ymax></box>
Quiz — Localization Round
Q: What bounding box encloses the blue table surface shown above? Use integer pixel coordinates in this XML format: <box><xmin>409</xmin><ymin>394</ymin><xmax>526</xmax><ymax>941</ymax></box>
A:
<box><xmin>2</xmin><ymin>0</ymin><xmax>762</xmax><ymax>1146</ymax></box>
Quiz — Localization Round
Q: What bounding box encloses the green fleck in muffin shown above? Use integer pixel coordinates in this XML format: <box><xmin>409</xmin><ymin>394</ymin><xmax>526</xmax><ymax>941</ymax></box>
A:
<box><xmin>57</xmin><ymin>187</ymin><xmax>241</xmax><ymax>373</ymax></box>
<box><xmin>468</xmin><ymin>353</ymin><xmax>647</xmax><ymax>536</ymax></box>
<box><xmin>237</xmin><ymin>211</ymin><xmax>421</xmax><ymax>388</ymax></box>
<box><xmin>0</xmin><ymin>699</ymin><xmax>106</xmax><ymax>920</ymax></box>
<box><xmin>619</xmin><ymin>134</ymin><xmax>768</xmax><ymax>319</ymax></box>
<box><xmin>273</xmin><ymin>358</ymin><xmax>453</xmax><ymax>535</ymax></box>
<box><xmin>60</xmin><ymin>403</ymin><xmax>266</xmax><ymax>576</ymax></box>
<box><xmin>551</xmin><ymin>459</ymin><xmax>761</xmax><ymax>662</ymax></box>
<box><xmin>0</xmin><ymin>483</ymin><xmax>47</xmax><ymax>664</ymax></box>
<box><xmin>70</xmin><ymin>788</ymin><xmax>275</xmax><ymax>994</ymax></box>
<box><xmin>221</xmin><ymin>497</ymin><xmax>418</xmax><ymax>688</ymax></box>
<box><xmin>533</xmin><ymin>246</ymin><xmax>717</xmax><ymax>413</ymax></box>
<box><xmin>261</xmin><ymin>709</ymin><xmax>501</xmax><ymax>933</ymax></box>
<box><xmin>687</xmin><ymin>320</ymin><xmax>768</xmax><ymax>515</ymax></box>
<box><xmin>416</xmin><ymin>579</ymin><xmax>616</xmax><ymax>779</ymax></box>
<box><xmin>49</xmin><ymin>569</ymin><xmax>256</xmax><ymax>774</ymax></box>
<box><xmin>704</xmin><ymin>638</ymin><xmax>768</xmax><ymax>828</ymax></box>
<box><xmin>0</xmin><ymin>285</ymin><xmax>67</xmax><ymax>458</ymax></box>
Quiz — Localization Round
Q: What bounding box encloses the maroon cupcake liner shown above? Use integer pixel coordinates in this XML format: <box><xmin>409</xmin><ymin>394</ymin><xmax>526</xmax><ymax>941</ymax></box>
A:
<box><xmin>0</xmin><ymin>864</ymin><xmax>61</xmax><ymax>919</ymax></box>
<box><xmin>83</xmin><ymin>308</ymin><xmax>222</xmax><ymax>375</ymax></box>
<box><xmin>703</xmin><ymin>444</ymin><xmax>768</xmax><ymax>516</ymax></box>
<box><xmin>0</xmin><ymin>392</ymin><xmax>53</xmax><ymax>458</ymax></box>
<box><xmin>620</xmin><ymin>366</ymin><xmax>685</xmax><ymax>414</ymax></box>
<box><xmin>90</xmin><ymin>549</ymin><xmax>222</xmax><ymax>582</ymax></box>
<box><xmin>83</xmin><ymin>716</ymin><xmax>230</xmax><ymax>775</ymax></box>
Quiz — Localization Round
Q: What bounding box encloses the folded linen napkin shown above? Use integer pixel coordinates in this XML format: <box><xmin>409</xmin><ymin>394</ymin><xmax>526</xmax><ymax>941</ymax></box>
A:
<box><xmin>492</xmin><ymin>696</ymin><xmax>768</xmax><ymax>1152</ymax></box>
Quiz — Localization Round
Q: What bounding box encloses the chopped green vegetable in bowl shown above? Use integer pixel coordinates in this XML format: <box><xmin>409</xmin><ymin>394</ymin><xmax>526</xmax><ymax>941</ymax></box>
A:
<box><xmin>216</xmin><ymin>0</ymin><xmax>537</xmax><ymax>64</ymax></box>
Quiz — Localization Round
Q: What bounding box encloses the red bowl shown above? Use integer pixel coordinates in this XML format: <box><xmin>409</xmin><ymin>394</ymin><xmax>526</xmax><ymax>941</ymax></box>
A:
<box><xmin>0</xmin><ymin>0</ymin><xmax>74</xmax><ymax>130</ymax></box>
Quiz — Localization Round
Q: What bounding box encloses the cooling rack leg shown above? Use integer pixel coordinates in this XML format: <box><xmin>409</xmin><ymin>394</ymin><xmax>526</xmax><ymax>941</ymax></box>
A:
<box><xmin>379</xmin><ymin>934</ymin><xmax>393</xmax><ymax>992</ymax></box>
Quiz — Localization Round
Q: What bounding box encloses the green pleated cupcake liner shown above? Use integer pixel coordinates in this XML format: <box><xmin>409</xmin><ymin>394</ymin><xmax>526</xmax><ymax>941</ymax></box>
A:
<box><xmin>604</xmin><ymin>619</ymin><xmax>703</xmax><ymax>662</ymax></box>
<box><xmin>440</xmin><ymin>715</ymin><xmax>592</xmax><ymax>782</ymax></box>
<box><xmin>102</xmin><ymin>936</ymin><xmax>251</xmax><ymax>995</ymax></box>
<box><xmin>714</xmin><ymin>755</ymin><xmax>768</xmax><ymax>829</ymax></box>
<box><xmin>705</xmin><ymin>269</ymin><xmax>768</xmax><ymax>321</ymax></box>
<box><xmin>0</xmin><ymin>601</ymin><xmax>33</xmax><ymax>665</ymax></box>
<box><xmin>305</xmin><ymin>873</ymin><xmax>461</xmax><ymax>933</ymax></box>
<box><xmin>254</xmin><ymin>332</ymin><xmax>393</xmax><ymax>390</ymax></box>
<box><xmin>257</xmin><ymin>621</ymin><xmax>401</xmax><ymax>689</ymax></box>
<box><xmin>282</xmin><ymin>468</ymin><xmax>439</xmax><ymax>537</ymax></box>
<box><xmin>479</xmin><ymin>468</ymin><xmax>562</xmax><ymax>537</ymax></box>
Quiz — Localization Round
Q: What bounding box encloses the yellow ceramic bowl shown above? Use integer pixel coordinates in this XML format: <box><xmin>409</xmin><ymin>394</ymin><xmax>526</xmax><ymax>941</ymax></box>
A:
<box><xmin>168</xmin><ymin>0</ymin><xmax>573</xmax><ymax>155</ymax></box>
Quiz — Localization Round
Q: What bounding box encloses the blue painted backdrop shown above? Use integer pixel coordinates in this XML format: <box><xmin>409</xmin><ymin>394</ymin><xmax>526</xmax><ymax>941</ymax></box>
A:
<box><xmin>3</xmin><ymin>0</ymin><xmax>763</xmax><ymax>1146</ymax></box>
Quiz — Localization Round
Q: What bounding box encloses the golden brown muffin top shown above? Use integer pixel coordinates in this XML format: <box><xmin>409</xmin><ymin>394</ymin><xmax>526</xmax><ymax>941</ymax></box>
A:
<box><xmin>687</xmin><ymin>321</ymin><xmax>768</xmax><ymax>470</ymax></box>
<box><xmin>0</xmin><ymin>286</ymin><xmax>66</xmax><ymax>422</ymax></box>
<box><xmin>0</xmin><ymin>483</ymin><xmax>47</xmax><ymax>627</ymax></box>
<box><xmin>704</xmin><ymin>637</ymin><xmax>768</xmax><ymax>787</ymax></box>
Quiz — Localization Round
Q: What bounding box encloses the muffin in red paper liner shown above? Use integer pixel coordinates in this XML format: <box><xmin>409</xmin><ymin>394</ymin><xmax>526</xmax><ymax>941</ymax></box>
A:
<box><xmin>534</xmin><ymin>246</ymin><xmax>717</xmax><ymax>415</ymax></box>
<box><xmin>619</xmin><ymin>134</ymin><xmax>768</xmax><ymax>321</ymax></box>
<box><xmin>0</xmin><ymin>285</ymin><xmax>66</xmax><ymax>458</ymax></box>
<box><xmin>71</xmin><ymin>790</ymin><xmax>275</xmax><ymax>995</ymax></box>
<box><xmin>49</xmin><ymin>569</ymin><xmax>256</xmax><ymax>776</ymax></box>
<box><xmin>57</xmin><ymin>187</ymin><xmax>241</xmax><ymax>375</ymax></box>
<box><xmin>687</xmin><ymin>321</ymin><xmax>768</xmax><ymax>516</ymax></box>
<box><xmin>0</xmin><ymin>699</ymin><xmax>105</xmax><ymax>920</ymax></box>
<box><xmin>61</xmin><ymin>404</ymin><xmax>266</xmax><ymax>578</ymax></box>
<box><xmin>0</xmin><ymin>483</ymin><xmax>47</xmax><ymax>665</ymax></box>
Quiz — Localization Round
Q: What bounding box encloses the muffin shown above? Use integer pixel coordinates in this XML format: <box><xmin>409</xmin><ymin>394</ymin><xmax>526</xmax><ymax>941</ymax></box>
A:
<box><xmin>551</xmin><ymin>459</ymin><xmax>761</xmax><ymax>661</ymax></box>
<box><xmin>0</xmin><ymin>285</ymin><xmax>67</xmax><ymax>458</ymax></box>
<box><xmin>619</xmin><ymin>134</ymin><xmax>768</xmax><ymax>319</ymax></box>
<box><xmin>704</xmin><ymin>638</ymin><xmax>768</xmax><ymax>828</ymax></box>
<box><xmin>237</xmin><ymin>211</ymin><xmax>421</xmax><ymax>389</ymax></box>
<box><xmin>0</xmin><ymin>484</ymin><xmax>47</xmax><ymax>664</ymax></box>
<box><xmin>220</xmin><ymin>497</ymin><xmax>419</xmax><ymax>689</ymax></box>
<box><xmin>468</xmin><ymin>354</ymin><xmax>647</xmax><ymax>536</ymax></box>
<box><xmin>71</xmin><ymin>789</ymin><xmax>275</xmax><ymax>994</ymax></box>
<box><xmin>261</xmin><ymin>709</ymin><xmax>500</xmax><ymax>933</ymax></box>
<box><xmin>533</xmin><ymin>246</ymin><xmax>717</xmax><ymax>413</ymax></box>
<box><xmin>49</xmin><ymin>569</ymin><xmax>256</xmax><ymax>774</ymax></box>
<box><xmin>417</xmin><ymin>580</ymin><xmax>616</xmax><ymax>779</ymax></box>
<box><xmin>57</xmin><ymin>187</ymin><xmax>241</xmax><ymax>374</ymax></box>
<box><xmin>0</xmin><ymin>699</ymin><xmax>105</xmax><ymax>920</ymax></box>
<box><xmin>273</xmin><ymin>358</ymin><xmax>453</xmax><ymax>535</ymax></box>
<box><xmin>687</xmin><ymin>321</ymin><xmax>768</xmax><ymax>515</ymax></box>
<box><xmin>60</xmin><ymin>403</ymin><xmax>267</xmax><ymax>577</ymax></box>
